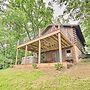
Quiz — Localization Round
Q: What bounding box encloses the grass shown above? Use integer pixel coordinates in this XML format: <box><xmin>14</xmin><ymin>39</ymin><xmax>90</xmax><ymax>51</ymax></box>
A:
<box><xmin>35</xmin><ymin>75</ymin><xmax>90</xmax><ymax>90</ymax></box>
<box><xmin>0</xmin><ymin>69</ymin><xmax>43</xmax><ymax>90</ymax></box>
<box><xmin>0</xmin><ymin>61</ymin><xmax>90</xmax><ymax>90</ymax></box>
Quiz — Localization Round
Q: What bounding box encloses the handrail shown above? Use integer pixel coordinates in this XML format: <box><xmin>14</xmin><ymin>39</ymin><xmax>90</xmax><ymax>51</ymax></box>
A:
<box><xmin>17</xmin><ymin>28</ymin><xmax>74</xmax><ymax>46</ymax></box>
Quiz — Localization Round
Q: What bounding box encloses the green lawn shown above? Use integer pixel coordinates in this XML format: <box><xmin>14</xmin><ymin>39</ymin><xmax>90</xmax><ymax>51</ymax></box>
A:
<box><xmin>0</xmin><ymin>69</ymin><xmax>43</xmax><ymax>90</ymax></box>
<box><xmin>0</xmin><ymin>62</ymin><xmax>90</xmax><ymax>90</ymax></box>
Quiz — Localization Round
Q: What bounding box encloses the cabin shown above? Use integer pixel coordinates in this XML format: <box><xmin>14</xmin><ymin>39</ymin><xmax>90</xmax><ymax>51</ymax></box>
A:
<box><xmin>15</xmin><ymin>22</ymin><xmax>85</xmax><ymax>67</ymax></box>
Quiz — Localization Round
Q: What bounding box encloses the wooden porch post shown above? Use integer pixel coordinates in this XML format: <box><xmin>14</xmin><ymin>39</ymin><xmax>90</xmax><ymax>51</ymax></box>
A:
<box><xmin>38</xmin><ymin>40</ymin><xmax>41</xmax><ymax>64</ymax></box>
<box><xmin>15</xmin><ymin>48</ymin><xmax>18</xmax><ymax>65</ymax></box>
<box><xmin>58</xmin><ymin>33</ymin><xmax>63</xmax><ymax>63</ymax></box>
<box><xmin>25</xmin><ymin>45</ymin><xmax>27</xmax><ymax>64</ymax></box>
<box><xmin>39</xmin><ymin>29</ymin><xmax>41</xmax><ymax>37</ymax></box>
<box><xmin>72</xmin><ymin>45</ymin><xmax>78</xmax><ymax>64</ymax></box>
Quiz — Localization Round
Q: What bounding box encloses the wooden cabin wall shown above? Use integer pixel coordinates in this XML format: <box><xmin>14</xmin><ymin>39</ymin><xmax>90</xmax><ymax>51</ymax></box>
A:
<box><xmin>61</xmin><ymin>27</ymin><xmax>75</xmax><ymax>43</ymax></box>
<box><xmin>41</xmin><ymin>49</ymin><xmax>66</xmax><ymax>63</ymax></box>
<box><xmin>73</xmin><ymin>28</ymin><xmax>84</xmax><ymax>56</ymax></box>
<box><xmin>41</xmin><ymin>50</ymin><xmax>56</xmax><ymax>63</ymax></box>
<box><xmin>73</xmin><ymin>45</ymin><xmax>82</xmax><ymax>63</ymax></box>
<box><xmin>42</xmin><ymin>27</ymin><xmax>58</xmax><ymax>35</ymax></box>
<box><xmin>76</xmin><ymin>36</ymin><xmax>84</xmax><ymax>52</ymax></box>
<box><xmin>62</xmin><ymin>48</ymin><xmax>66</xmax><ymax>61</ymax></box>
<box><xmin>41</xmin><ymin>27</ymin><xmax>52</xmax><ymax>35</ymax></box>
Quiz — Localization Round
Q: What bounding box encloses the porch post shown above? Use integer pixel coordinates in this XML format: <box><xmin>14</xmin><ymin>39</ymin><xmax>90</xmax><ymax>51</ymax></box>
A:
<box><xmin>72</xmin><ymin>45</ymin><xmax>78</xmax><ymax>64</ymax></box>
<box><xmin>39</xmin><ymin>29</ymin><xmax>41</xmax><ymax>37</ymax></box>
<box><xmin>15</xmin><ymin>48</ymin><xmax>18</xmax><ymax>65</ymax></box>
<box><xmin>25</xmin><ymin>45</ymin><xmax>27</xmax><ymax>64</ymax></box>
<box><xmin>38</xmin><ymin>40</ymin><xmax>41</xmax><ymax>64</ymax></box>
<box><xmin>58</xmin><ymin>33</ymin><xmax>63</xmax><ymax>63</ymax></box>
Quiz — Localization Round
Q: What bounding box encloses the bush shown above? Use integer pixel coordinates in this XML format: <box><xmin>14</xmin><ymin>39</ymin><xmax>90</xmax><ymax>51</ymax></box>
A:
<box><xmin>0</xmin><ymin>64</ymin><xmax>3</xmax><ymax>69</ymax></box>
<box><xmin>32</xmin><ymin>63</ymin><xmax>38</xmax><ymax>69</ymax></box>
<box><xmin>55</xmin><ymin>63</ymin><xmax>63</xmax><ymax>70</ymax></box>
<box><xmin>10</xmin><ymin>65</ymin><xmax>14</xmax><ymax>68</ymax></box>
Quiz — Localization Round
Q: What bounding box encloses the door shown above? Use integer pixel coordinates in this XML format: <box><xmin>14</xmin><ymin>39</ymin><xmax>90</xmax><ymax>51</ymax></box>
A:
<box><xmin>51</xmin><ymin>51</ymin><xmax>56</xmax><ymax>62</ymax></box>
<box><xmin>46</xmin><ymin>51</ymin><xmax>51</xmax><ymax>63</ymax></box>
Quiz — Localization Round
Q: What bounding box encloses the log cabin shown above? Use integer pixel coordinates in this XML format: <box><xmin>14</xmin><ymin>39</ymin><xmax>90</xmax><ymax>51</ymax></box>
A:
<box><xmin>15</xmin><ymin>22</ymin><xmax>85</xmax><ymax>67</ymax></box>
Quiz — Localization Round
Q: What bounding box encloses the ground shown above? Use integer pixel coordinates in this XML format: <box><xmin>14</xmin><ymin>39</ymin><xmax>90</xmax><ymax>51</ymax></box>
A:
<box><xmin>0</xmin><ymin>59</ymin><xmax>90</xmax><ymax>90</ymax></box>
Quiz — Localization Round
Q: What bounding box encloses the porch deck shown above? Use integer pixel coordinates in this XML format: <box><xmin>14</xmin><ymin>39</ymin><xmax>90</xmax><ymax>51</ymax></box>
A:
<box><xmin>15</xmin><ymin>29</ymin><xmax>74</xmax><ymax>65</ymax></box>
<box><xmin>17</xmin><ymin>29</ymin><xmax>73</xmax><ymax>51</ymax></box>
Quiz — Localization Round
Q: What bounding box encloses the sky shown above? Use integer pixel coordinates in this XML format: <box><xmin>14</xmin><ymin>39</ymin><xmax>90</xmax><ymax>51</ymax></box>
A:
<box><xmin>44</xmin><ymin>0</ymin><xmax>65</xmax><ymax>18</ymax></box>
<box><xmin>44</xmin><ymin>0</ymin><xmax>79</xmax><ymax>24</ymax></box>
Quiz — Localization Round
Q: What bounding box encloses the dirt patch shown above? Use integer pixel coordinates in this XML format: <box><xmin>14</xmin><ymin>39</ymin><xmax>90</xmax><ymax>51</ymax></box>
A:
<box><xmin>65</xmin><ymin>62</ymin><xmax>90</xmax><ymax>79</ymax></box>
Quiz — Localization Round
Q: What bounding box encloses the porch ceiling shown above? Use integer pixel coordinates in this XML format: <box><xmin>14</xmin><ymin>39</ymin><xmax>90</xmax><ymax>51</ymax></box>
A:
<box><xmin>17</xmin><ymin>30</ymin><xmax>73</xmax><ymax>53</ymax></box>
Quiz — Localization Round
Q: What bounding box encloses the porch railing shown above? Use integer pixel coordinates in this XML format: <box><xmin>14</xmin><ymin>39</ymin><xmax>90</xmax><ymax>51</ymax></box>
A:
<box><xmin>17</xmin><ymin>28</ymin><xmax>74</xmax><ymax>46</ymax></box>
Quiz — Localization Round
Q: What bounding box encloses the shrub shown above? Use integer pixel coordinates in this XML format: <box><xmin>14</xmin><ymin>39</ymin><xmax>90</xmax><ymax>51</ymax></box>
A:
<box><xmin>55</xmin><ymin>63</ymin><xmax>63</xmax><ymax>70</ymax></box>
<box><xmin>10</xmin><ymin>65</ymin><xmax>14</xmax><ymax>68</ymax></box>
<box><xmin>32</xmin><ymin>63</ymin><xmax>38</xmax><ymax>69</ymax></box>
<box><xmin>0</xmin><ymin>64</ymin><xmax>3</xmax><ymax>69</ymax></box>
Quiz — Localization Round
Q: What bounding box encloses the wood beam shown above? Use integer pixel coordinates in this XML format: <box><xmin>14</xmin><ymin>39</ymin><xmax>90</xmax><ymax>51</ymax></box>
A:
<box><xmin>38</xmin><ymin>40</ymin><xmax>41</xmax><ymax>64</ymax></box>
<box><xmin>72</xmin><ymin>45</ymin><xmax>78</xmax><ymax>64</ymax></box>
<box><xmin>17</xmin><ymin>30</ymin><xmax>60</xmax><ymax>48</ymax></box>
<box><xmin>58</xmin><ymin>33</ymin><xmax>63</xmax><ymax>63</ymax></box>
<box><xmin>55</xmin><ymin>35</ymin><xmax>70</xmax><ymax>47</ymax></box>
<box><xmin>15</xmin><ymin>48</ymin><xmax>18</xmax><ymax>65</ymax></box>
<box><xmin>60</xmin><ymin>31</ymin><xmax>72</xmax><ymax>45</ymax></box>
<box><xmin>25</xmin><ymin>45</ymin><xmax>27</xmax><ymax>64</ymax></box>
<box><xmin>51</xmin><ymin>35</ymin><xmax>58</xmax><ymax>41</ymax></box>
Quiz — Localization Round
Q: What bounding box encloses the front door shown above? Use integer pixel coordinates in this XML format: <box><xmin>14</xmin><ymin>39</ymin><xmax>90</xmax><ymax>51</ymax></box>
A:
<box><xmin>46</xmin><ymin>51</ymin><xmax>56</xmax><ymax>63</ymax></box>
<box><xmin>46</xmin><ymin>51</ymin><xmax>51</xmax><ymax>63</ymax></box>
<box><xmin>51</xmin><ymin>51</ymin><xmax>56</xmax><ymax>62</ymax></box>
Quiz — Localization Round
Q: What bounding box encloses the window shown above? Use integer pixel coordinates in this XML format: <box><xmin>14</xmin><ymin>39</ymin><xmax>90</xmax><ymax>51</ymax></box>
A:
<box><xmin>66</xmin><ymin>49</ymin><xmax>71</xmax><ymax>57</ymax></box>
<box><xmin>66</xmin><ymin>50</ymin><xmax>71</xmax><ymax>53</ymax></box>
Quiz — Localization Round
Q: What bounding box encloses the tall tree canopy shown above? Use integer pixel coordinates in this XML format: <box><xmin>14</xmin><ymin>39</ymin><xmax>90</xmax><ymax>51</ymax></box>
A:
<box><xmin>0</xmin><ymin>0</ymin><xmax>90</xmax><ymax>69</ymax></box>
<box><xmin>51</xmin><ymin>0</ymin><xmax>90</xmax><ymax>52</ymax></box>
<box><xmin>0</xmin><ymin>0</ymin><xmax>53</xmax><ymax>68</ymax></box>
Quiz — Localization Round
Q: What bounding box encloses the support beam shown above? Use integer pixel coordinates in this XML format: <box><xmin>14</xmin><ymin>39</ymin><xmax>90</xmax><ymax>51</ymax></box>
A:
<box><xmin>39</xmin><ymin>29</ymin><xmax>41</xmax><ymax>37</ymax></box>
<box><xmin>38</xmin><ymin>40</ymin><xmax>41</xmax><ymax>64</ymax></box>
<box><xmin>72</xmin><ymin>45</ymin><xmax>78</xmax><ymax>64</ymax></box>
<box><xmin>15</xmin><ymin>48</ymin><xmax>19</xmax><ymax>65</ymax></box>
<box><xmin>25</xmin><ymin>45</ymin><xmax>28</xmax><ymax>64</ymax></box>
<box><xmin>58</xmin><ymin>33</ymin><xmax>63</xmax><ymax>63</ymax></box>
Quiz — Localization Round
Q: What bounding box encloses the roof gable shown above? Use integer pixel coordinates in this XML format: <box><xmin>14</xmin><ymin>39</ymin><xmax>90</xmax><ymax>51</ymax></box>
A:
<box><xmin>41</xmin><ymin>24</ymin><xmax>85</xmax><ymax>46</ymax></box>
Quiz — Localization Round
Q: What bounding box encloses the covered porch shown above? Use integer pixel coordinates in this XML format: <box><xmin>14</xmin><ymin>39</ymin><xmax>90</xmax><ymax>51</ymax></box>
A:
<box><xmin>15</xmin><ymin>29</ymin><xmax>73</xmax><ymax>65</ymax></box>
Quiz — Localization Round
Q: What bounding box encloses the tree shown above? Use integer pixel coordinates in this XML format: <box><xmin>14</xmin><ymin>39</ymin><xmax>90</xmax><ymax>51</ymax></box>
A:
<box><xmin>51</xmin><ymin>0</ymin><xmax>90</xmax><ymax>52</ymax></box>
<box><xmin>3</xmin><ymin>0</ymin><xmax>53</xmax><ymax>39</ymax></box>
<box><xmin>0</xmin><ymin>0</ymin><xmax>53</xmax><ymax>67</ymax></box>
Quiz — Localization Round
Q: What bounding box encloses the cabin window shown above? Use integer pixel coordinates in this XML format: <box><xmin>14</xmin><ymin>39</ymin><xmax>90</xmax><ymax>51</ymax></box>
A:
<box><xmin>66</xmin><ymin>49</ymin><xmax>71</xmax><ymax>57</ymax></box>
<box><xmin>66</xmin><ymin>50</ymin><xmax>71</xmax><ymax>53</ymax></box>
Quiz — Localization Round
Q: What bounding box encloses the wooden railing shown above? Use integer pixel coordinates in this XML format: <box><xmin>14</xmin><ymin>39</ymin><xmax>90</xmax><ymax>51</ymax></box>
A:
<box><xmin>17</xmin><ymin>29</ymin><xmax>45</xmax><ymax>46</ymax></box>
<box><xmin>17</xmin><ymin>28</ymin><xmax>74</xmax><ymax>46</ymax></box>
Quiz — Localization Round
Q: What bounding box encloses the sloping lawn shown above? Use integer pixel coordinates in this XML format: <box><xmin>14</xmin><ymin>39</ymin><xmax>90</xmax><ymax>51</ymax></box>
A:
<box><xmin>0</xmin><ymin>68</ymin><xmax>44</xmax><ymax>90</ymax></box>
<box><xmin>34</xmin><ymin>75</ymin><xmax>90</xmax><ymax>90</ymax></box>
<box><xmin>0</xmin><ymin>62</ymin><xmax>90</xmax><ymax>90</ymax></box>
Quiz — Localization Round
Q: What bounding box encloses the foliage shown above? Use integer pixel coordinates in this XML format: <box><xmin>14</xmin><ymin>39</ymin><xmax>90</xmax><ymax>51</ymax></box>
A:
<box><xmin>55</xmin><ymin>63</ymin><xmax>63</xmax><ymax>70</ymax></box>
<box><xmin>32</xmin><ymin>63</ymin><xmax>38</xmax><ymax>69</ymax></box>
<box><xmin>52</xmin><ymin>0</ymin><xmax>90</xmax><ymax>51</ymax></box>
<box><xmin>0</xmin><ymin>68</ymin><xmax>43</xmax><ymax>90</ymax></box>
<box><xmin>0</xmin><ymin>0</ymin><xmax>53</xmax><ymax>68</ymax></box>
<box><xmin>0</xmin><ymin>64</ymin><xmax>3</xmax><ymax>69</ymax></box>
